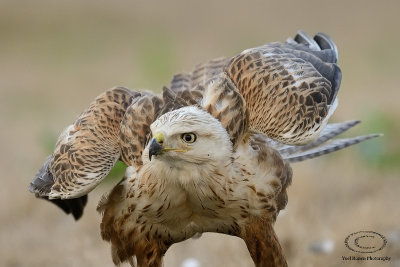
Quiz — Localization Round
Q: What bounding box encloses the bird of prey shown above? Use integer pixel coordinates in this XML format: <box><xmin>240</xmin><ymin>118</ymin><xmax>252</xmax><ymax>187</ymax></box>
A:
<box><xmin>29</xmin><ymin>31</ymin><xmax>379</xmax><ymax>267</ymax></box>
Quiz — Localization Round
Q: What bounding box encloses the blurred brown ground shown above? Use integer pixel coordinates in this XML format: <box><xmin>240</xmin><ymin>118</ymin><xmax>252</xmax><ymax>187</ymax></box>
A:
<box><xmin>1</xmin><ymin>0</ymin><xmax>399</xmax><ymax>266</ymax></box>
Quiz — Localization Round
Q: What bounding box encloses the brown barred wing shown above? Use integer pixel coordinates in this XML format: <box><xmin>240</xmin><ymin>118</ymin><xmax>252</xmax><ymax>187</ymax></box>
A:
<box><xmin>225</xmin><ymin>32</ymin><xmax>342</xmax><ymax>145</ymax></box>
<box><xmin>29</xmin><ymin>87</ymin><xmax>140</xmax><ymax>200</ymax></box>
<box><xmin>200</xmin><ymin>74</ymin><xmax>249</xmax><ymax>149</ymax></box>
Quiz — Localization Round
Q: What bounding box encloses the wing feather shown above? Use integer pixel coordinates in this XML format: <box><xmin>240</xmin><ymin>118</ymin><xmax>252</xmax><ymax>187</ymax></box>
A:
<box><xmin>30</xmin><ymin>87</ymin><xmax>140</xmax><ymax>199</ymax></box>
<box><xmin>30</xmin><ymin>85</ymin><xmax>198</xmax><ymax>203</ymax></box>
<box><xmin>225</xmin><ymin>32</ymin><xmax>342</xmax><ymax>145</ymax></box>
<box><xmin>169</xmin><ymin>32</ymin><xmax>343</xmax><ymax>147</ymax></box>
<box><xmin>200</xmin><ymin>74</ymin><xmax>249</xmax><ymax>148</ymax></box>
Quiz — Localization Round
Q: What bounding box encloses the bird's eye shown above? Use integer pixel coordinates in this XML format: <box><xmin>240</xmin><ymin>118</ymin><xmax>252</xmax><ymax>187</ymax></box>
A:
<box><xmin>181</xmin><ymin>133</ymin><xmax>197</xmax><ymax>143</ymax></box>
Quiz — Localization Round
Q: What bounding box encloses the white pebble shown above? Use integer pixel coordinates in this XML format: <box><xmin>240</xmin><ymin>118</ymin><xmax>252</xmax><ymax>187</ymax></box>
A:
<box><xmin>181</xmin><ymin>258</ymin><xmax>201</xmax><ymax>267</ymax></box>
<box><xmin>309</xmin><ymin>239</ymin><xmax>335</xmax><ymax>253</ymax></box>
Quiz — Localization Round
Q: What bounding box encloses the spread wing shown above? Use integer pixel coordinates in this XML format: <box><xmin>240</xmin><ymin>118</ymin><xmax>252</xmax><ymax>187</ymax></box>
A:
<box><xmin>225</xmin><ymin>31</ymin><xmax>342</xmax><ymax>145</ymax></box>
<box><xmin>29</xmin><ymin>87</ymin><xmax>192</xmax><ymax>202</ymax></box>
<box><xmin>29</xmin><ymin>87</ymin><xmax>189</xmax><ymax>201</ymax></box>
<box><xmin>170</xmin><ymin>31</ymin><xmax>378</xmax><ymax>159</ymax></box>
<box><xmin>29</xmin><ymin>87</ymin><xmax>140</xmax><ymax>200</ymax></box>
<box><xmin>171</xmin><ymin>31</ymin><xmax>342</xmax><ymax>146</ymax></box>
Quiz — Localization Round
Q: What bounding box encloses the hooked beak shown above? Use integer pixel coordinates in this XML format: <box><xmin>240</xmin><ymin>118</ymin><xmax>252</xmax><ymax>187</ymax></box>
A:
<box><xmin>148</xmin><ymin>132</ymin><xmax>188</xmax><ymax>161</ymax></box>
<box><xmin>149</xmin><ymin>138</ymin><xmax>163</xmax><ymax>161</ymax></box>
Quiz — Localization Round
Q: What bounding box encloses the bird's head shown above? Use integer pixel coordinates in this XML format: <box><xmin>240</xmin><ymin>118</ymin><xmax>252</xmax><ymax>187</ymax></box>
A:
<box><xmin>143</xmin><ymin>106</ymin><xmax>232</xmax><ymax>166</ymax></box>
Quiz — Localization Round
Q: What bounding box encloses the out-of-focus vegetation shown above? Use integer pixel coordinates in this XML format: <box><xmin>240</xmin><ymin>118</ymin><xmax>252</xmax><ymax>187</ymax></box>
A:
<box><xmin>104</xmin><ymin>161</ymin><xmax>127</xmax><ymax>182</ymax></box>
<box><xmin>1</xmin><ymin>0</ymin><xmax>399</xmax><ymax>266</ymax></box>
<box><xmin>358</xmin><ymin>110</ymin><xmax>400</xmax><ymax>171</ymax></box>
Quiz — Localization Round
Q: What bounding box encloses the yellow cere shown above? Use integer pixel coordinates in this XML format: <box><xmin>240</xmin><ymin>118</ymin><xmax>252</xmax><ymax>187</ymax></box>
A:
<box><xmin>154</xmin><ymin>132</ymin><xmax>164</xmax><ymax>144</ymax></box>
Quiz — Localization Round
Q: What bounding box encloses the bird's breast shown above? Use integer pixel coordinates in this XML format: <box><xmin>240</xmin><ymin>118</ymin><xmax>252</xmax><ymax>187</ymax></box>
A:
<box><xmin>136</xmin><ymin>160</ymin><xmax>244</xmax><ymax>239</ymax></box>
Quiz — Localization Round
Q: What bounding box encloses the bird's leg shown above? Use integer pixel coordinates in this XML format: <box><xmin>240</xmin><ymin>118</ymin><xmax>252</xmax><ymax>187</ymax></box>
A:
<box><xmin>241</xmin><ymin>216</ymin><xmax>287</xmax><ymax>267</ymax></box>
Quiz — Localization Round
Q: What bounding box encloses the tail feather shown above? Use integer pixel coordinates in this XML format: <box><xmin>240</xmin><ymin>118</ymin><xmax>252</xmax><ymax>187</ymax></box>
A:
<box><xmin>264</xmin><ymin>120</ymin><xmax>382</xmax><ymax>163</ymax></box>
<box><xmin>285</xmin><ymin>134</ymin><xmax>382</xmax><ymax>163</ymax></box>
<box><xmin>278</xmin><ymin>120</ymin><xmax>361</xmax><ymax>157</ymax></box>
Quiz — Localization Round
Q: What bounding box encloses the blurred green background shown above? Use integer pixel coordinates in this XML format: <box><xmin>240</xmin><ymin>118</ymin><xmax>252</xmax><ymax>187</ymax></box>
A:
<box><xmin>1</xmin><ymin>0</ymin><xmax>399</xmax><ymax>266</ymax></box>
